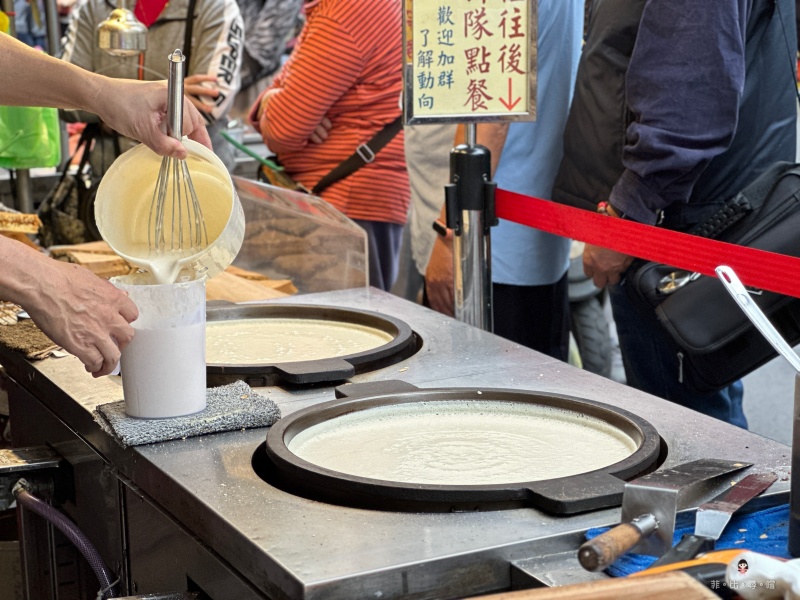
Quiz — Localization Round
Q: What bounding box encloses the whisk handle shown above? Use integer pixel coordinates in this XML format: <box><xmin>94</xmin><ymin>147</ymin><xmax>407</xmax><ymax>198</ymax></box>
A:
<box><xmin>166</xmin><ymin>49</ymin><xmax>186</xmax><ymax>141</ymax></box>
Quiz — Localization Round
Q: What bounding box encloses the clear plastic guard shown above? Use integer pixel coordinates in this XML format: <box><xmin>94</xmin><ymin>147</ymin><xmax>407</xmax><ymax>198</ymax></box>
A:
<box><xmin>232</xmin><ymin>177</ymin><xmax>368</xmax><ymax>293</ymax></box>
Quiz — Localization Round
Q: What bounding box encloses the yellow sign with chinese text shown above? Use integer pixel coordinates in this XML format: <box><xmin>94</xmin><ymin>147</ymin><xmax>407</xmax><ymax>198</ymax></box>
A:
<box><xmin>404</xmin><ymin>0</ymin><xmax>536</xmax><ymax>123</ymax></box>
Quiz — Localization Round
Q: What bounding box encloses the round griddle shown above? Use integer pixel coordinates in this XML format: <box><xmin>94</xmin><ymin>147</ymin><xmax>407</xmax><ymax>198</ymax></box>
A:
<box><xmin>206</xmin><ymin>304</ymin><xmax>420</xmax><ymax>387</ymax></box>
<box><xmin>254</xmin><ymin>381</ymin><xmax>665</xmax><ymax>514</ymax></box>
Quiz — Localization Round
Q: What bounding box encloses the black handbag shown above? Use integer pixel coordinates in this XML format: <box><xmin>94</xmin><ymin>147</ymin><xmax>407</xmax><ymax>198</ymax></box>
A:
<box><xmin>37</xmin><ymin>124</ymin><xmax>98</xmax><ymax>247</ymax></box>
<box><xmin>626</xmin><ymin>162</ymin><xmax>800</xmax><ymax>393</ymax></box>
<box><xmin>38</xmin><ymin>123</ymin><xmax>121</xmax><ymax>247</ymax></box>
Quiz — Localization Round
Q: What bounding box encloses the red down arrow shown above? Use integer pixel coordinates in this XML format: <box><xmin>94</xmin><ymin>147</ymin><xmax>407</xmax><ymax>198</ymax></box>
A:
<box><xmin>498</xmin><ymin>78</ymin><xmax>521</xmax><ymax>111</ymax></box>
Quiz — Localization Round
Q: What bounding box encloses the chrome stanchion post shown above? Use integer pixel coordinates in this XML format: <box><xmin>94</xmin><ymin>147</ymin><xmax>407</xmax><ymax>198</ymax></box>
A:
<box><xmin>445</xmin><ymin>123</ymin><xmax>498</xmax><ymax>331</ymax></box>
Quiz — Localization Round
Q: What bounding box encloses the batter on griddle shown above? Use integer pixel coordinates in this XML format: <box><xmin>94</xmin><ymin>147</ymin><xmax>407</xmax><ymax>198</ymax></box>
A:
<box><xmin>288</xmin><ymin>400</ymin><xmax>638</xmax><ymax>485</ymax></box>
<box><xmin>206</xmin><ymin>318</ymin><xmax>393</xmax><ymax>364</ymax></box>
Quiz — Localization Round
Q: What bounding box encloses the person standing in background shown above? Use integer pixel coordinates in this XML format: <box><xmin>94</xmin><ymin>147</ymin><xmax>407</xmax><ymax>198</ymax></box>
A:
<box><xmin>425</xmin><ymin>0</ymin><xmax>584</xmax><ymax>362</ymax></box>
<box><xmin>250</xmin><ymin>0</ymin><xmax>408</xmax><ymax>291</ymax></box>
<box><xmin>392</xmin><ymin>123</ymin><xmax>456</xmax><ymax>304</ymax></box>
<box><xmin>14</xmin><ymin>0</ymin><xmax>47</xmax><ymax>49</ymax></box>
<box><xmin>230</xmin><ymin>0</ymin><xmax>302</xmax><ymax>120</ymax></box>
<box><xmin>552</xmin><ymin>0</ymin><xmax>797</xmax><ymax>427</ymax></box>
<box><xmin>60</xmin><ymin>0</ymin><xmax>244</xmax><ymax>172</ymax></box>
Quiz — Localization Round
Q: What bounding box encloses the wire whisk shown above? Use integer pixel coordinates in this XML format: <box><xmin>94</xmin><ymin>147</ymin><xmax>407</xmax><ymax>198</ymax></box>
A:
<box><xmin>148</xmin><ymin>49</ymin><xmax>208</xmax><ymax>253</ymax></box>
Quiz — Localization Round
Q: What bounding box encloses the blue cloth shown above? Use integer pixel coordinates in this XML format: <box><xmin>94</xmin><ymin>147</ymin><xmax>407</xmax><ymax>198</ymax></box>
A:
<box><xmin>14</xmin><ymin>0</ymin><xmax>47</xmax><ymax>50</ymax></box>
<box><xmin>491</xmin><ymin>0</ymin><xmax>582</xmax><ymax>286</ymax></box>
<box><xmin>586</xmin><ymin>504</ymin><xmax>792</xmax><ymax>578</ymax></box>
<box><xmin>609</xmin><ymin>282</ymin><xmax>747</xmax><ymax>428</ymax></box>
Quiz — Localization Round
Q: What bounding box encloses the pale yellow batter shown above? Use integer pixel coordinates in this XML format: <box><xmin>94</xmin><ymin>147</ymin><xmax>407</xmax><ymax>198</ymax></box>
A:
<box><xmin>206</xmin><ymin>318</ymin><xmax>394</xmax><ymax>364</ymax></box>
<box><xmin>288</xmin><ymin>400</ymin><xmax>638</xmax><ymax>485</ymax></box>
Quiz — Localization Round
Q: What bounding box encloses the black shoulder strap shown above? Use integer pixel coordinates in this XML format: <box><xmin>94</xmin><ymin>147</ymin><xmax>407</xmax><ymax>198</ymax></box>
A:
<box><xmin>183</xmin><ymin>0</ymin><xmax>197</xmax><ymax>74</ymax></box>
<box><xmin>55</xmin><ymin>123</ymin><xmax>98</xmax><ymax>182</ymax></box>
<box><xmin>311</xmin><ymin>115</ymin><xmax>403</xmax><ymax>196</ymax></box>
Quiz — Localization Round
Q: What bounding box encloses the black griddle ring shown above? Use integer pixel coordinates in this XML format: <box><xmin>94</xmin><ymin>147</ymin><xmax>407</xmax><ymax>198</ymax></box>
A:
<box><xmin>256</xmin><ymin>381</ymin><xmax>666</xmax><ymax>515</ymax></box>
<box><xmin>206</xmin><ymin>304</ymin><xmax>420</xmax><ymax>387</ymax></box>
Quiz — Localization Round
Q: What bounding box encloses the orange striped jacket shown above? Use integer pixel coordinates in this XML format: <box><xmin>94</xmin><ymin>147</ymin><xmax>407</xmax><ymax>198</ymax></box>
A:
<box><xmin>251</xmin><ymin>0</ymin><xmax>409</xmax><ymax>225</ymax></box>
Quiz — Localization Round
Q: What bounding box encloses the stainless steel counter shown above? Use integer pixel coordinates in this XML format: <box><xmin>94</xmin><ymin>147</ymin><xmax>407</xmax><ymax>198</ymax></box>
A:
<box><xmin>4</xmin><ymin>288</ymin><xmax>792</xmax><ymax>599</ymax></box>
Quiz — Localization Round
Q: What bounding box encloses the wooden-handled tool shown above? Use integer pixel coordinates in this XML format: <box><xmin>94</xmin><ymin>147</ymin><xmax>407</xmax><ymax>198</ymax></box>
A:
<box><xmin>578</xmin><ymin>513</ymin><xmax>659</xmax><ymax>572</ymax></box>
<box><xmin>578</xmin><ymin>459</ymin><xmax>752</xmax><ymax>572</ymax></box>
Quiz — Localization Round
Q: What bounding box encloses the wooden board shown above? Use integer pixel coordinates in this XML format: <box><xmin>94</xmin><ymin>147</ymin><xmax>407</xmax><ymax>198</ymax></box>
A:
<box><xmin>223</xmin><ymin>265</ymin><xmax>297</xmax><ymax>295</ymax></box>
<box><xmin>48</xmin><ymin>240</ymin><xmax>116</xmax><ymax>256</ymax></box>
<box><xmin>472</xmin><ymin>572</ymin><xmax>719</xmax><ymax>600</ymax></box>
<box><xmin>61</xmin><ymin>251</ymin><xmax>134</xmax><ymax>279</ymax></box>
<box><xmin>47</xmin><ymin>240</ymin><xmax>296</xmax><ymax>302</ymax></box>
<box><xmin>205</xmin><ymin>271</ymin><xmax>290</xmax><ymax>302</ymax></box>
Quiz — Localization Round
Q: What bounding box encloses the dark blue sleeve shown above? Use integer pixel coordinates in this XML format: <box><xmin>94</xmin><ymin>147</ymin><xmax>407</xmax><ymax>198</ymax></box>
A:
<box><xmin>609</xmin><ymin>0</ymin><xmax>750</xmax><ymax>224</ymax></box>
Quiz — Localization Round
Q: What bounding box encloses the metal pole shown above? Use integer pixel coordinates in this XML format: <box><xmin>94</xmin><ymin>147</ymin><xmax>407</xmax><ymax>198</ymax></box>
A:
<box><xmin>464</xmin><ymin>122</ymin><xmax>476</xmax><ymax>147</ymax></box>
<box><xmin>42</xmin><ymin>0</ymin><xmax>60</xmax><ymax>55</ymax></box>
<box><xmin>446</xmin><ymin>123</ymin><xmax>496</xmax><ymax>331</ymax></box>
<box><xmin>2</xmin><ymin>0</ymin><xmax>35</xmax><ymax>214</ymax></box>
<box><xmin>14</xmin><ymin>171</ymin><xmax>34</xmax><ymax>214</ymax></box>
<box><xmin>453</xmin><ymin>209</ymin><xmax>491</xmax><ymax>328</ymax></box>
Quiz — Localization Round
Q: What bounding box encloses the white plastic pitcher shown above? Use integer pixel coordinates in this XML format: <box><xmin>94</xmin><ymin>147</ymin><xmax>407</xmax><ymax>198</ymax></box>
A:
<box><xmin>112</xmin><ymin>273</ymin><xmax>207</xmax><ymax>419</ymax></box>
<box><xmin>95</xmin><ymin>140</ymin><xmax>245</xmax><ymax>283</ymax></box>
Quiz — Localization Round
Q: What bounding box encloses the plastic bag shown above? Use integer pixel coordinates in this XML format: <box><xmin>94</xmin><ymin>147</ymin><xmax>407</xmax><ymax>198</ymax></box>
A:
<box><xmin>256</xmin><ymin>159</ymin><xmax>309</xmax><ymax>193</ymax></box>
<box><xmin>0</xmin><ymin>105</ymin><xmax>61</xmax><ymax>169</ymax></box>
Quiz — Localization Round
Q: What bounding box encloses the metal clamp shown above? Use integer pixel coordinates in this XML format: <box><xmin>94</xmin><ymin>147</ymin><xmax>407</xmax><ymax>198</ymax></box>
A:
<box><xmin>0</xmin><ymin>446</ymin><xmax>61</xmax><ymax>511</ymax></box>
<box><xmin>356</xmin><ymin>144</ymin><xmax>376</xmax><ymax>164</ymax></box>
<box><xmin>657</xmin><ymin>271</ymin><xmax>701</xmax><ymax>295</ymax></box>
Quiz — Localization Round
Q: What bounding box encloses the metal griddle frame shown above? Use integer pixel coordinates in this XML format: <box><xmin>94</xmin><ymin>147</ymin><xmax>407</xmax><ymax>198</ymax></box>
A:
<box><xmin>257</xmin><ymin>380</ymin><xmax>665</xmax><ymax>515</ymax></box>
<box><xmin>206</xmin><ymin>304</ymin><xmax>420</xmax><ymax>386</ymax></box>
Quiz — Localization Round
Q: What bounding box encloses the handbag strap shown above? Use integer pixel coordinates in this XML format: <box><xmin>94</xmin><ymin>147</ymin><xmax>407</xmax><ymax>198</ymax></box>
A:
<box><xmin>311</xmin><ymin>115</ymin><xmax>403</xmax><ymax>196</ymax></box>
<box><xmin>183</xmin><ymin>0</ymin><xmax>197</xmax><ymax>74</ymax></box>
<box><xmin>53</xmin><ymin>123</ymin><xmax>98</xmax><ymax>185</ymax></box>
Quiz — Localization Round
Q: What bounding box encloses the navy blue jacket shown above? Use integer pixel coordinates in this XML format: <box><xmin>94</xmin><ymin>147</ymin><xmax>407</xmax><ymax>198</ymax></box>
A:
<box><xmin>553</xmin><ymin>0</ymin><xmax>797</xmax><ymax>227</ymax></box>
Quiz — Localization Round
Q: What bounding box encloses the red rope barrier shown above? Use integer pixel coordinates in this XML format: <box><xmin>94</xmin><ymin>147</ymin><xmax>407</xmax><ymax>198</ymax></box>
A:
<box><xmin>495</xmin><ymin>188</ymin><xmax>800</xmax><ymax>299</ymax></box>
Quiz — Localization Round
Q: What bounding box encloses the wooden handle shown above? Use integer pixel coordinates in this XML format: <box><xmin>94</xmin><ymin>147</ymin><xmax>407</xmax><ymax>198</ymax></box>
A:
<box><xmin>578</xmin><ymin>522</ymin><xmax>644</xmax><ymax>572</ymax></box>
<box><xmin>470</xmin><ymin>571</ymin><xmax>718</xmax><ymax>599</ymax></box>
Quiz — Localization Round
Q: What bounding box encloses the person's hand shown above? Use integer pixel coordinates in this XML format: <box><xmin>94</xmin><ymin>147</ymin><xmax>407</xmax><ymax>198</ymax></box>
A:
<box><xmin>583</xmin><ymin>243</ymin><xmax>633</xmax><ymax>288</ymax></box>
<box><xmin>309</xmin><ymin>116</ymin><xmax>332</xmax><ymax>144</ymax></box>
<box><xmin>425</xmin><ymin>233</ymin><xmax>455</xmax><ymax>317</ymax></box>
<box><xmin>93</xmin><ymin>79</ymin><xmax>213</xmax><ymax>159</ymax></box>
<box><xmin>184</xmin><ymin>74</ymin><xmax>220</xmax><ymax>114</ymax></box>
<box><xmin>256</xmin><ymin>88</ymin><xmax>281</xmax><ymax>121</ymax></box>
<box><xmin>24</xmin><ymin>259</ymin><xmax>139</xmax><ymax>377</ymax></box>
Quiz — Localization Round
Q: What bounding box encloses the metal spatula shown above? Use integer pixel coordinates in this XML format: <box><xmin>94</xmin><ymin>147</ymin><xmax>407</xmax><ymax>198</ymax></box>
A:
<box><xmin>648</xmin><ymin>471</ymin><xmax>778</xmax><ymax>568</ymax></box>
